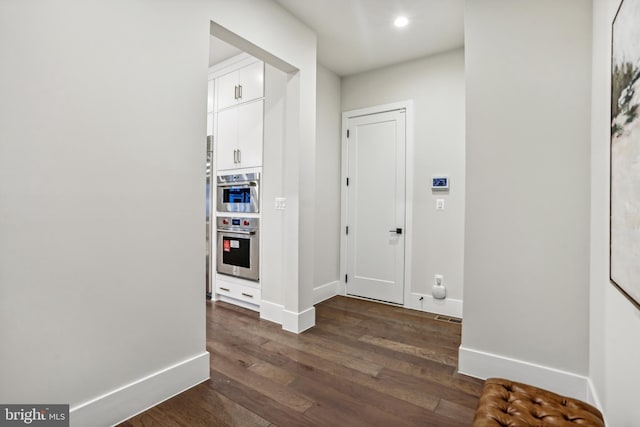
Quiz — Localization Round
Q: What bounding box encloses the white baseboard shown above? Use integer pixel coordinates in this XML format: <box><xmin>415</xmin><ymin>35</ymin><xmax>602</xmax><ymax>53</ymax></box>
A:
<box><xmin>586</xmin><ymin>377</ymin><xmax>607</xmax><ymax>422</ymax></box>
<box><xmin>261</xmin><ymin>301</ymin><xmax>316</xmax><ymax>334</ymax></box>
<box><xmin>217</xmin><ymin>295</ymin><xmax>259</xmax><ymax>312</ymax></box>
<box><xmin>313</xmin><ymin>281</ymin><xmax>339</xmax><ymax>305</ymax></box>
<box><xmin>458</xmin><ymin>346</ymin><xmax>589</xmax><ymax>401</ymax></box>
<box><xmin>404</xmin><ymin>292</ymin><xmax>463</xmax><ymax>318</ymax></box>
<box><xmin>70</xmin><ymin>352</ymin><xmax>210</xmax><ymax>427</ymax></box>
<box><xmin>283</xmin><ymin>306</ymin><xmax>316</xmax><ymax>333</ymax></box>
<box><xmin>260</xmin><ymin>299</ymin><xmax>284</xmax><ymax>325</ymax></box>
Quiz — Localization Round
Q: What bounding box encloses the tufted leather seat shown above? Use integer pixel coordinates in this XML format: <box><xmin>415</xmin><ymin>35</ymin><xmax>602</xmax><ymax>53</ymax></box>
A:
<box><xmin>472</xmin><ymin>378</ymin><xmax>604</xmax><ymax>427</ymax></box>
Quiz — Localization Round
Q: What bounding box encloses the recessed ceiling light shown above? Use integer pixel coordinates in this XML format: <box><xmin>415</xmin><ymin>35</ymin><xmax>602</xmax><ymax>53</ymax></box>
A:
<box><xmin>394</xmin><ymin>16</ymin><xmax>409</xmax><ymax>28</ymax></box>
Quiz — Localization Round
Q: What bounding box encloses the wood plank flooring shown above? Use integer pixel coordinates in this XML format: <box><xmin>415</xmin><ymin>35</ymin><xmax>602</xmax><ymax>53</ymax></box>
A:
<box><xmin>119</xmin><ymin>296</ymin><xmax>483</xmax><ymax>426</ymax></box>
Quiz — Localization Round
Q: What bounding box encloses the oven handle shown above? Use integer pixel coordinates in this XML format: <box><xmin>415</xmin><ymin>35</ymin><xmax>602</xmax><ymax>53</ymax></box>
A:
<box><xmin>216</xmin><ymin>181</ymin><xmax>258</xmax><ymax>188</ymax></box>
<box><xmin>216</xmin><ymin>229</ymin><xmax>256</xmax><ymax>235</ymax></box>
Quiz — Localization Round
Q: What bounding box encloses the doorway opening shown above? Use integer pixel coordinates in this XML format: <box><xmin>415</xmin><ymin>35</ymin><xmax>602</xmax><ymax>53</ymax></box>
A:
<box><xmin>206</xmin><ymin>22</ymin><xmax>302</xmax><ymax>328</ymax></box>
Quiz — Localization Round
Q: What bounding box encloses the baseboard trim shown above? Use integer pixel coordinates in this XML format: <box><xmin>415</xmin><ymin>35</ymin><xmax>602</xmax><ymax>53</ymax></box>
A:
<box><xmin>313</xmin><ymin>281</ymin><xmax>339</xmax><ymax>305</ymax></box>
<box><xmin>260</xmin><ymin>301</ymin><xmax>316</xmax><ymax>333</ymax></box>
<box><xmin>283</xmin><ymin>306</ymin><xmax>316</xmax><ymax>333</ymax></box>
<box><xmin>260</xmin><ymin>299</ymin><xmax>284</xmax><ymax>325</ymax></box>
<box><xmin>586</xmin><ymin>377</ymin><xmax>607</xmax><ymax>418</ymax></box>
<box><xmin>71</xmin><ymin>352</ymin><xmax>210</xmax><ymax>426</ymax></box>
<box><xmin>217</xmin><ymin>295</ymin><xmax>259</xmax><ymax>312</ymax></box>
<box><xmin>458</xmin><ymin>346</ymin><xmax>589</xmax><ymax>401</ymax></box>
<box><xmin>404</xmin><ymin>292</ymin><xmax>463</xmax><ymax>318</ymax></box>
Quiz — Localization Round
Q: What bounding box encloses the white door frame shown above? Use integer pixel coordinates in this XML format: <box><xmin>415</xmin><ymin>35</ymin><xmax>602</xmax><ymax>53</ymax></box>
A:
<box><xmin>340</xmin><ymin>100</ymin><xmax>414</xmax><ymax>304</ymax></box>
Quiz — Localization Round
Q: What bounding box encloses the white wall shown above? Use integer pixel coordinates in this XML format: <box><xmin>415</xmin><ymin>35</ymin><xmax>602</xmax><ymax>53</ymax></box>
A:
<box><xmin>461</xmin><ymin>0</ymin><xmax>592</xmax><ymax>397</ymax></box>
<box><xmin>590</xmin><ymin>0</ymin><xmax>640</xmax><ymax>423</ymax></box>
<box><xmin>0</xmin><ymin>0</ymin><xmax>210</xmax><ymax>422</ymax></box>
<box><xmin>262</xmin><ymin>63</ymin><xmax>288</xmax><ymax>317</ymax></box>
<box><xmin>314</xmin><ymin>64</ymin><xmax>342</xmax><ymax>296</ymax></box>
<box><xmin>341</xmin><ymin>49</ymin><xmax>466</xmax><ymax>314</ymax></box>
<box><xmin>0</xmin><ymin>0</ymin><xmax>318</xmax><ymax>424</ymax></box>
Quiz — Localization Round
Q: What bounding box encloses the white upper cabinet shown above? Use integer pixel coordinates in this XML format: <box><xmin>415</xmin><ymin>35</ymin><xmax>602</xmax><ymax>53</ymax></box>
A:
<box><xmin>216</xmin><ymin>71</ymin><xmax>239</xmax><ymax>111</ymax></box>
<box><xmin>216</xmin><ymin>60</ymin><xmax>264</xmax><ymax>111</ymax></box>
<box><xmin>237</xmin><ymin>61</ymin><xmax>264</xmax><ymax>105</ymax></box>
<box><xmin>216</xmin><ymin>107</ymin><xmax>238</xmax><ymax>171</ymax></box>
<box><xmin>236</xmin><ymin>100</ymin><xmax>263</xmax><ymax>168</ymax></box>
<box><xmin>216</xmin><ymin>100</ymin><xmax>263</xmax><ymax>171</ymax></box>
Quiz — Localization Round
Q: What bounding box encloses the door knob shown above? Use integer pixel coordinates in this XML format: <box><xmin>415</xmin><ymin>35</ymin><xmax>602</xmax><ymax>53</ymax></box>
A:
<box><xmin>389</xmin><ymin>228</ymin><xmax>403</xmax><ymax>235</ymax></box>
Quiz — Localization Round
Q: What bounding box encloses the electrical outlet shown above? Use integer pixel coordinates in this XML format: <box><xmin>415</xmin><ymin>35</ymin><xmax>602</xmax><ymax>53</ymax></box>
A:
<box><xmin>434</xmin><ymin>274</ymin><xmax>443</xmax><ymax>286</ymax></box>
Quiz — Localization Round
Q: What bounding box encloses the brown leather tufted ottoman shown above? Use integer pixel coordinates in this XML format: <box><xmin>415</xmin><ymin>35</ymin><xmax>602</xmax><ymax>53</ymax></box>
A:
<box><xmin>472</xmin><ymin>378</ymin><xmax>604</xmax><ymax>427</ymax></box>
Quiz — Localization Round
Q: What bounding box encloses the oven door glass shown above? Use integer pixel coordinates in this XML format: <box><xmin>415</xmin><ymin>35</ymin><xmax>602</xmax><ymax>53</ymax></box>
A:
<box><xmin>216</xmin><ymin>231</ymin><xmax>259</xmax><ymax>281</ymax></box>
<box><xmin>217</xmin><ymin>185</ymin><xmax>259</xmax><ymax>213</ymax></box>
<box><xmin>222</xmin><ymin>235</ymin><xmax>251</xmax><ymax>268</ymax></box>
<box><xmin>223</xmin><ymin>187</ymin><xmax>252</xmax><ymax>204</ymax></box>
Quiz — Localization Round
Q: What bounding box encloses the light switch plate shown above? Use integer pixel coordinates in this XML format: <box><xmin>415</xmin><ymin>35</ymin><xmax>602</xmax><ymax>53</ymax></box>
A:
<box><xmin>436</xmin><ymin>199</ymin><xmax>445</xmax><ymax>210</ymax></box>
<box><xmin>275</xmin><ymin>197</ymin><xmax>287</xmax><ymax>210</ymax></box>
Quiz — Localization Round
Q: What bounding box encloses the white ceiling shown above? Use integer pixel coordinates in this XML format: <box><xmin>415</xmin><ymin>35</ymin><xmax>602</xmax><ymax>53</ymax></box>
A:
<box><xmin>208</xmin><ymin>0</ymin><xmax>464</xmax><ymax>76</ymax></box>
<box><xmin>274</xmin><ymin>0</ymin><xmax>464</xmax><ymax>76</ymax></box>
<box><xmin>209</xmin><ymin>37</ymin><xmax>243</xmax><ymax>67</ymax></box>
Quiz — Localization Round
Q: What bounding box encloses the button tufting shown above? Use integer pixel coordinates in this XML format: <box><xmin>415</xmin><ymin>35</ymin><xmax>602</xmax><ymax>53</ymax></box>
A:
<box><xmin>472</xmin><ymin>378</ymin><xmax>604</xmax><ymax>427</ymax></box>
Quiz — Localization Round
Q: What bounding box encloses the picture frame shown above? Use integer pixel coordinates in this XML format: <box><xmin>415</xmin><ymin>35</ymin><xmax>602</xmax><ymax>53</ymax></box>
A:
<box><xmin>610</xmin><ymin>0</ymin><xmax>640</xmax><ymax>309</ymax></box>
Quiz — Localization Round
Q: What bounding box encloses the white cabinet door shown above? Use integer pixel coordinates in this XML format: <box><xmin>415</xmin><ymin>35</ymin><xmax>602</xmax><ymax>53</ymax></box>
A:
<box><xmin>215</xmin><ymin>61</ymin><xmax>264</xmax><ymax>111</ymax></box>
<box><xmin>207</xmin><ymin>79</ymin><xmax>215</xmax><ymax>113</ymax></box>
<box><xmin>236</xmin><ymin>100</ymin><xmax>263</xmax><ymax>169</ymax></box>
<box><xmin>216</xmin><ymin>107</ymin><xmax>238</xmax><ymax>171</ymax></box>
<box><xmin>237</xmin><ymin>61</ymin><xmax>264</xmax><ymax>104</ymax></box>
<box><xmin>216</xmin><ymin>101</ymin><xmax>263</xmax><ymax>171</ymax></box>
<box><xmin>206</xmin><ymin>112</ymin><xmax>213</xmax><ymax>137</ymax></box>
<box><xmin>216</xmin><ymin>70</ymin><xmax>239</xmax><ymax>111</ymax></box>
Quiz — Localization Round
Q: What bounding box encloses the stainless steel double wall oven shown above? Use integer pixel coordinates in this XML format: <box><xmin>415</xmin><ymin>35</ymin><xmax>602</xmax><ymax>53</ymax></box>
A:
<box><xmin>216</xmin><ymin>173</ymin><xmax>260</xmax><ymax>282</ymax></box>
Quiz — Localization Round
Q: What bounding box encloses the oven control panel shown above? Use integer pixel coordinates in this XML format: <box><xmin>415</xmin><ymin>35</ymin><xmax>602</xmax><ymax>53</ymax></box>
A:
<box><xmin>217</xmin><ymin>216</ymin><xmax>259</xmax><ymax>231</ymax></box>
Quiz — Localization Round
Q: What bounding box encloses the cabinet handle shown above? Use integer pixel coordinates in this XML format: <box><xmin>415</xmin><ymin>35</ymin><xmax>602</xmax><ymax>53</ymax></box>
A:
<box><xmin>234</xmin><ymin>85</ymin><xmax>238</xmax><ymax>100</ymax></box>
<box><xmin>219</xmin><ymin>287</ymin><xmax>230</xmax><ymax>292</ymax></box>
<box><xmin>241</xmin><ymin>292</ymin><xmax>254</xmax><ymax>298</ymax></box>
<box><xmin>233</xmin><ymin>149</ymin><xmax>237</xmax><ymax>164</ymax></box>
<box><xmin>238</xmin><ymin>85</ymin><xmax>242</xmax><ymax>99</ymax></box>
<box><xmin>237</xmin><ymin>149</ymin><xmax>241</xmax><ymax>164</ymax></box>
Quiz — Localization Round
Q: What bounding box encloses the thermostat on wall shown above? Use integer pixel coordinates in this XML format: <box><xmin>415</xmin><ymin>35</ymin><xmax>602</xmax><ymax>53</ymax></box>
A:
<box><xmin>432</xmin><ymin>176</ymin><xmax>449</xmax><ymax>190</ymax></box>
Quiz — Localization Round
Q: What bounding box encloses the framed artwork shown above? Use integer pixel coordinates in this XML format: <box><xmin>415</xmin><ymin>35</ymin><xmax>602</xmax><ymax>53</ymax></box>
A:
<box><xmin>611</xmin><ymin>0</ymin><xmax>640</xmax><ymax>309</ymax></box>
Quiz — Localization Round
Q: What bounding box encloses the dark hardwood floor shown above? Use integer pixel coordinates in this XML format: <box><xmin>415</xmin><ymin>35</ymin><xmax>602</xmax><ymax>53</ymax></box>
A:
<box><xmin>119</xmin><ymin>296</ymin><xmax>483</xmax><ymax>426</ymax></box>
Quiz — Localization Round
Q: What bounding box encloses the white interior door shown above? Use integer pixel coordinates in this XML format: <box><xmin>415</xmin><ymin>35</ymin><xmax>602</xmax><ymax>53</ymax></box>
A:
<box><xmin>346</xmin><ymin>109</ymin><xmax>406</xmax><ymax>304</ymax></box>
